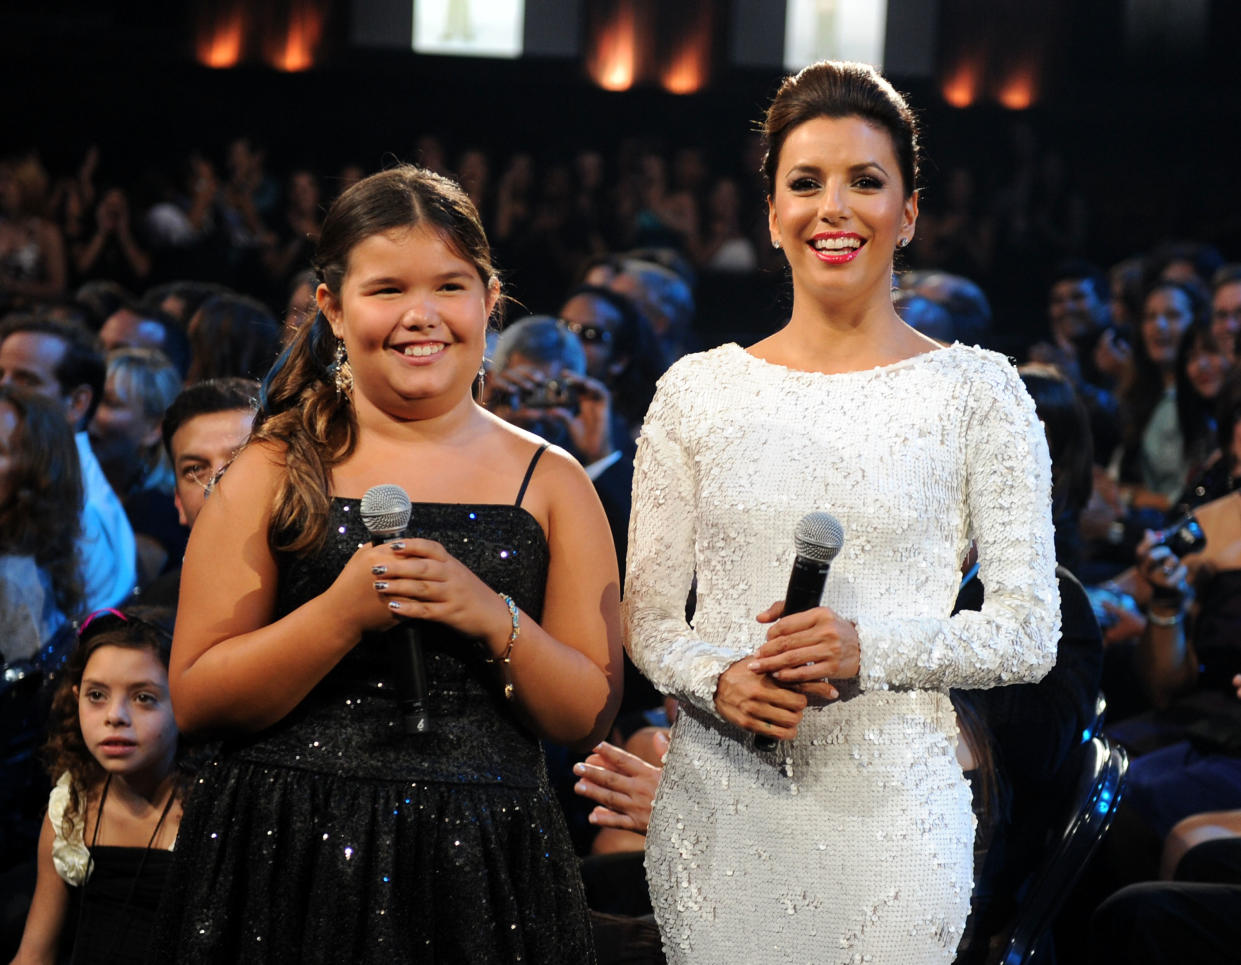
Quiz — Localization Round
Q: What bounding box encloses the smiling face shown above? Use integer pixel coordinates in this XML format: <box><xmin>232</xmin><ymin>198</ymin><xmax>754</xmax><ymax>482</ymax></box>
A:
<box><xmin>318</xmin><ymin>224</ymin><xmax>499</xmax><ymax>423</ymax></box>
<box><xmin>75</xmin><ymin>644</ymin><xmax>177</xmax><ymax>788</ymax></box>
<box><xmin>767</xmin><ymin>115</ymin><xmax>917</xmax><ymax>311</ymax></box>
<box><xmin>1142</xmin><ymin>286</ymin><xmax>1193</xmax><ymax>369</ymax></box>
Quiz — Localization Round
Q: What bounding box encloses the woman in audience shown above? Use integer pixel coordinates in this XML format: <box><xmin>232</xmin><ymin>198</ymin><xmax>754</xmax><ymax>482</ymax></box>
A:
<box><xmin>0</xmin><ymin>385</ymin><xmax>83</xmax><ymax>665</ymax></box>
<box><xmin>1117</xmin><ymin>280</ymin><xmax>1209</xmax><ymax>513</ymax></box>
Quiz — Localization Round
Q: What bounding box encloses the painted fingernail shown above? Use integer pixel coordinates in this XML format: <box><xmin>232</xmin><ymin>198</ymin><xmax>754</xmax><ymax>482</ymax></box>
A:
<box><xmin>390</xmin><ymin>542</ymin><xmax>405</xmax><ymax>551</ymax></box>
<box><xmin>572</xmin><ymin>763</ymin><xmax>585</xmax><ymax>775</ymax></box>
<box><xmin>373</xmin><ymin>581</ymin><xmax>389</xmax><ymax>591</ymax></box>
<box><xmin>371</xmin><ymin>565</ymin><xmax>387</xmax><ymax>576</ymax></box>
<box><xmin>748</xmin><ymin>661</ymin><xmax>761</xmax><ymax>671</ymax></box>
<box><xmin>388</xmin><ymin>600</ymin><xmax>402</xmax><ymax>611</ymax></box>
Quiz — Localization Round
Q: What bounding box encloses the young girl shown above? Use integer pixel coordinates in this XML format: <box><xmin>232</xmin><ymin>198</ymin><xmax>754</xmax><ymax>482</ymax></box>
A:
<box><xmin>161</xmin><ymin>165</ymin><xmax>621</xmax><ymax>962</ymax></box>
<box><xmin>9</xmin><ymin>607</ymin><xmax>183</xmax><ymax>965</ymax></box>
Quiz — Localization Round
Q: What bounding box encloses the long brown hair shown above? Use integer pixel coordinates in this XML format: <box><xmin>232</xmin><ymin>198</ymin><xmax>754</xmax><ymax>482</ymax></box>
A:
<box><xmin>253</xmin><ymin>164</ymin><xmax>498</xmax><ymax>553</ymax></box>
<box><xmin>0</xmin><ymin>385</ymin><xmax>84</xmax><ymax>620</ymax></box>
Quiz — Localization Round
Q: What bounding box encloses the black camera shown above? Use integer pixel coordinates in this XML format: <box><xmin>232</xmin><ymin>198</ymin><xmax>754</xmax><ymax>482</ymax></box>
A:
<box><xmin>1152</xmin><ymin>514</ymin><xmax>1206</xmax><ymax>559</ymax></box>
<box><xmin>519</xmin><ymin>379</ymin><xmax>579</xmax><ymax>410</ymax></box>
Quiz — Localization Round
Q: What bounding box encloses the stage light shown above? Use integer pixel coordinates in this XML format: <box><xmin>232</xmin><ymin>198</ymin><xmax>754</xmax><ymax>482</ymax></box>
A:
<box><xmin>588</xmin><ymin>0</ymin><xmax>638</xmax><ymax>91</ymax></box>
<box><xmin>269</xmin><ymin>0</ymin><xmax>324</xmax><ymax>71</ymax></box>
<box><xmin>997</xmin><ymin>70</ymin><xmax>1036</xmax><ymax>110</ymax></box>
<box><xmin>660</xmin><ymin>16</ymin><xmax>709</xmax><ymax>94</ymax></box>
<box><xmin>198</xmin><ymin>7</ymin><xmax>245</xmax><ymax>68</ymax></box>
<box><xmin>942</xmin><ymin>63</ymin><xmax>978</xmax><ymax>108</ymax></box>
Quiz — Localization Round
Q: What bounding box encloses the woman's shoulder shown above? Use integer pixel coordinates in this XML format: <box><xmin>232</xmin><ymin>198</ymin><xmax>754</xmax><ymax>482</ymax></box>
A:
<box><xmin>658</xmin><ymin>344</ymin><xmax>743</xmax><ymax>382</ymax></box>
<box><xmin>932</xmin><ymin>343</ymin><xmax>1030</xmax><ymax>404</ymax></box>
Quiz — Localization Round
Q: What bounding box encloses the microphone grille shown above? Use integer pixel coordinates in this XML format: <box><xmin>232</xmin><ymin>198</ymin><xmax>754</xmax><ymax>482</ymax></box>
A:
<box><xmin>360</xmin><ymin>484</ymin><xmax>412</xmax><ymax>536</ymax></box>
<box><xmin>794</xmin><ymin>512</ymin><xmax>844</xmax><ymax>564</ymax></box>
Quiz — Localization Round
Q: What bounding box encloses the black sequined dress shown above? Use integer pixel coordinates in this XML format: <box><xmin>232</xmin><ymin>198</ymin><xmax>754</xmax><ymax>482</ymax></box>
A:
<box><xmin>161</xmin><ymin>494</ymin><xmax>595</xmax><ymax>963</ymax></box>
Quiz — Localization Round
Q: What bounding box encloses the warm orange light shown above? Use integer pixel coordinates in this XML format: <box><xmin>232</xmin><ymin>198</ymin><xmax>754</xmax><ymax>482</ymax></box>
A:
<box><xmin>199</xmin><ymin>11</ymin><xmax>244</xmax><ymax>68</ymax></box>
<box><xmin>589</xmin><ymin>1</ymin><xmax>637</xmax><ymax>91</ymax></box>
<box><xmin>269</xmin><ymin>0</ymin><xmax>323</xmax><ymax>72</ymax></box>
<box><xmin>997</xmin><ymin>71</ymin><xmax>1037</xmax><ymax>109</ymax></box>
<box><xmin>941</xmin><ymin>63</ymin><xmax>978</xmax><ymax>108</ymax></box>
<box><xmin>660</xmin><ymin>22</ymin><xmax>708</xmax><ymax>93</ymax></box>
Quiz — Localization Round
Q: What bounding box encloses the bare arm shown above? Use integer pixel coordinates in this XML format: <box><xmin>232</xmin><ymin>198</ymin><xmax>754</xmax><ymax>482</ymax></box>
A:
<box><xmin>1134</xmin><ymin>539</ymin><xmax>1198</xmax><ymax>708</ymax></box>
<box><xmin>9</xmin><ymin>814</ymin><xmax>69</xmax><ymax>965</ymax></box>
<box><xmin>171</xmin><ymin>442</ymin><xmax>622</xmax><ymax>745</ymax></box>
<box><xmin>169</xmin><ymin>444</ymin><xmax>375</xmax><ymax>733</ymax></box>
<box><xmin>493</xmin><ymin>449</ymin><xmax>623</xmax><ymax>746</ymax></box>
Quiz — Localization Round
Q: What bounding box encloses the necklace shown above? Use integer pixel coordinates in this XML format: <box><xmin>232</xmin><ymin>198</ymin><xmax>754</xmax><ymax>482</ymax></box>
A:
<box><xmin>71</xmin><ymin>773</ymin><xmax>178</xmax><ymax>964</ymax></box>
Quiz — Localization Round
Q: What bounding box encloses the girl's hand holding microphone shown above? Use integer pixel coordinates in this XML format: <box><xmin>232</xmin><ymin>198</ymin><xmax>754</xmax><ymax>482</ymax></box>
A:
<box><xmin>332</xmin><ymin>539</ymin><xmax>511</xmax><ymax>652</ymax></box>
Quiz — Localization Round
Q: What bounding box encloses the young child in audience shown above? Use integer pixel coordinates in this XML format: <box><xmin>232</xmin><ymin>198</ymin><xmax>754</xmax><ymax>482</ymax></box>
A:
<box><xmin>9</xmin><ymin>606</ymin><xmax>184</xmax><ymax>965</ymax></box>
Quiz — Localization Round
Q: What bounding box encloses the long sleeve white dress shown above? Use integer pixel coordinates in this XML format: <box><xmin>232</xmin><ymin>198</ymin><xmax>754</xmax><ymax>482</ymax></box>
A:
<box><xmin>624</xmin><ymin>342</ymin><xmax>1060</xmax><ymax>964</ymax></box>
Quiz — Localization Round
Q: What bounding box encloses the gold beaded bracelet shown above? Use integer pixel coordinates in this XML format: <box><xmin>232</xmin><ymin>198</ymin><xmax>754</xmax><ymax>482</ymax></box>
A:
<box><xmin>490</xmin><ymin>593</ymin><xmax>520</xmax><ymax>699</ymax></box>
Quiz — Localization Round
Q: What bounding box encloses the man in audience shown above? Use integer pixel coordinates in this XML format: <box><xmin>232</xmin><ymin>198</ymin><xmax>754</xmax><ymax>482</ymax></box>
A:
<box><xmin>99</xmin><ymin>301</ymin><xmax>191</xmax><ymax>377</ymax></box>
<box><xmin>135</xmin><ymin>376</ymin><xmax>258</xmax><ymax>606</ymax></box>
<box><xmin>0</xmin><ymin>315</ymin><xmax>135</xmax><ymax>610</ymax></box>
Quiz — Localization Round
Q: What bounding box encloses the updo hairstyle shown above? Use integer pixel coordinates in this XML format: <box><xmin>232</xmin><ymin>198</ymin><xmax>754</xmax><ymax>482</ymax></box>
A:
<box><xmin>761</xmin><ymin>60</ymin><xmax>920</xmax><ymax>199</ymax></box>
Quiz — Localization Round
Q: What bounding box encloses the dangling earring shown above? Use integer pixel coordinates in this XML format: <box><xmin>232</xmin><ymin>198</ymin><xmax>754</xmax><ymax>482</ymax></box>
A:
<box><xmin>476</xmin><ymin>366</ymin><xmax>486</xmax><ymax>398</ymax></box>
<box><xmin>329</xmin><ymin>338</ymin><xmax>354</xmax><ymax>397</ymax></box>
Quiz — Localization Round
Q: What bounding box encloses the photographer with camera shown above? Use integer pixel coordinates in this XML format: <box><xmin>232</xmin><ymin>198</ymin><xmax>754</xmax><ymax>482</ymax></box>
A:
<box><xmin>484</xmin><ymin>315</ymin><xmax>632</xmax><ymax>577</ymax></box>
<box><xmin>1098</xmin><ymin>486</ymin><xmax>1241</xmax><ymax>756</ymax></box>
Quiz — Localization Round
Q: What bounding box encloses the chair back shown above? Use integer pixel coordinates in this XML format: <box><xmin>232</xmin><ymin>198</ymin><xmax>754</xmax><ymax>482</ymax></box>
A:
<box><xmin>997</xmin><ymin>734</ymin><xmax>1128</xmax><ymax>965</ymax></box>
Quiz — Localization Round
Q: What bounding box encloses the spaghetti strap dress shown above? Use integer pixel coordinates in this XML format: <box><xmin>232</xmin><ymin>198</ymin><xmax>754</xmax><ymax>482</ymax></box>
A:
<box><xmin>160</xmin><ymin>444</ymin><xmax>596</xmax><ymax>963</ymax></box>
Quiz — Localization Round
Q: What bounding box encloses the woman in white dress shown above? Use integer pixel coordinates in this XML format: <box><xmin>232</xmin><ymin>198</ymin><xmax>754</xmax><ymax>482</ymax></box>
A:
<box><xmin>624</xmin><ymin>61</ymin><xmax>1061</xmax><ymax>964</ymax></box>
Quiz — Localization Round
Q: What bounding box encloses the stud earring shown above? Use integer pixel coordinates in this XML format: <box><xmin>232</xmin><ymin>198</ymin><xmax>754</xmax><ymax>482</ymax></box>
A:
<box><xmin>329</xmin><ymin>338</ymin><xmax>354</xmax><ymax>397</ymax></box>
<box><xmin>897</xmin><ymin>237</ymin><xmax>910</xmax><ymax>249</ymax></box>
<box><xmin>772</xmin><ymin>239</ymin><xmax>782</xmax><ymax>250</ymax></box>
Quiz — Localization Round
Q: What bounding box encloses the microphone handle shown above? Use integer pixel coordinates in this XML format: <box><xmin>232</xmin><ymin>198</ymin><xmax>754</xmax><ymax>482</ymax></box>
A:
<box><xmin>372</xmin><ymin>532</ymin><xmax>432</xmax><ymax>736</ymax></box>
<box><xmin>756</xmin><ymin>554</ymin><xmax>831</xmax><ymax>752</ymax></box>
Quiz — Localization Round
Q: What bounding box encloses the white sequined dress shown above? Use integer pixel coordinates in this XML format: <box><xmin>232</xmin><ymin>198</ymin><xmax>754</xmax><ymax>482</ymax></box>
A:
<box><xmin>624</xmin><ymin>343</ymin><xmax>1060</xmax><ymax>964</ymax></box>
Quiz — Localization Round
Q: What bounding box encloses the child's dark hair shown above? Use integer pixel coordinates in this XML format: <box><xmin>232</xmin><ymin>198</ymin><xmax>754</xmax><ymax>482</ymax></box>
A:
<box><xmin>42</xmin><ymin>606</ymin><xmax>181</xmax><ymax>840</ymax></box>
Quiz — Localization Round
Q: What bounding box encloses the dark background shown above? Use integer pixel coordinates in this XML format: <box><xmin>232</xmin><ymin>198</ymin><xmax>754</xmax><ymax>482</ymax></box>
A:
<box><xmin>5</xmin><ymin>0</ymin><xmax>1240</xmax><ymax>343</ymax></box>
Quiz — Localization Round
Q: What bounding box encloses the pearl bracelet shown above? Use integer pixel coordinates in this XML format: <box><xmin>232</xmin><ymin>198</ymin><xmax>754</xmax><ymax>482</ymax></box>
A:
<box><xmin>490</xmin><ymin>593</ymin><xmax>520</xmax><ymax>699</ymax></box>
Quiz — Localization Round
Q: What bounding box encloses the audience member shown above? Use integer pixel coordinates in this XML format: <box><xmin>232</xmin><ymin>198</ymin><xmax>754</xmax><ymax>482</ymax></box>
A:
<box><xmin>0</xmin><ymin>386</ymin><xmax>83</xmax><ymax>664</ymax></box>
<box><xmin>183</xmin><ymin>292</ymin><xmax>280</xmax><ymax>383</ymax></box>
<box><xmin>0</xmin><ymin>316</ymin><xmax>135</xmax><ymax>610</ymax></box>
<box><xmin>134</xmin><ymin>376</ymin><xmax>258</xmax><ymax>607</ymax></box>
<box><xmin>98</xmin><ymin>303</ymin><xmax>190</xmax><ymax>378</ymax></box>
<box><xmin>1210</xmin><ymin>264</ymin><xmax>1241</xmax><ymax>359</ymax></box>
<box><xmin>89</xmin><ymin>348</ymin><xmax>184</xmax><ymax>587</ymax></box>
<box><xmin>0</xmin><ymin>156</ymin><xmax>67</xmax><ymax>303</ymax></box>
